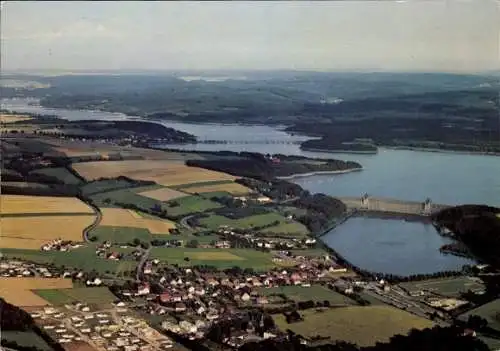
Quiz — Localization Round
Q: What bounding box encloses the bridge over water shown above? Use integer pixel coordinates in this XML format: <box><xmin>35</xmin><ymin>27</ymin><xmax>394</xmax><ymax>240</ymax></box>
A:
<box><xmin>338</xmin><ymin>195</ymin><xmax>450</xmax><ymax>216</ymax></box>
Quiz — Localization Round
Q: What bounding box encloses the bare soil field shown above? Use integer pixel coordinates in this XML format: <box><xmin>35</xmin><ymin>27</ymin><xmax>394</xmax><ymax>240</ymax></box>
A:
<box><xmin>72</xmin><ymin>160</ymin><xmax>236</xmax><ymax>186</ymax></box>
<box><xmin>1</xmin><ymin>215</ymin><xmax>96</xmax><ymax>248</ymax></box>
<box><xmin>182</xmin><ymin>182</ymin><xmax>251</xmax><ymax>195</ymax></box>
<box><xmin>100</xmin><ymin>208</ymin><xmax>176</xmax><ymax>234</ymax></box>
<box><xmin>1</xmin><ymin>195</ymin><xmax>94</xmax><ymax>215</ymax></box>
<box><xmin>138</xmin><ymin>187</ymin><xmax>188</xmax><ymax>201</ymax></box>
<box><xmin>0</xmin><ymin>277</ymin><xmax>72</xmax><ymax>307</ymax></box>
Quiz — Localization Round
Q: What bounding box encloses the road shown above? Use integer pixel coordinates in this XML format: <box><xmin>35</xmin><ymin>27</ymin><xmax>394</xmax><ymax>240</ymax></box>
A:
<box><xmin>179</xmin><ymin>214</ymin><xmax>197</xmax><ymax>230</ymax></box>
<box><xmin>136</xmin><ymin>247</ymin><xmax>151</xmax><ymax>282</ymax></box>
<box><xmin>82</xmin><ymin>202</ymin><xmax>102</xmax><ymax>243</ymax></box>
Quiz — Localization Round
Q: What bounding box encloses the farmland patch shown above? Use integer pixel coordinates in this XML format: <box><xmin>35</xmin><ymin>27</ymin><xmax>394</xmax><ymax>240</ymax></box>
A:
<box><xmin>139</xmin><ymin>187</ymin><xmax>188</xmax><ymax>201</ymax></box>
<box><xmin>1</xmin><ymin>195</ymin><xmax>93</xmax><ymax>215</ymax></box>
<box><xmin>99</xmin><ymin>208</ymin><xmax>175</xmax><ymax>234</ymax></box>
<box><xmin>0</xmin><ymin>277</ymin><xmax>72</xmax><ymax>307</ymax></box>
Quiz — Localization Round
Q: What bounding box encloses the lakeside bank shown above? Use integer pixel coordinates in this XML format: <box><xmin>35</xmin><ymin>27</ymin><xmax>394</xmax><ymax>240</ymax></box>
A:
<box><xmin>276</xmin><ymin>167</ymin><xmax>363</xmax><ymax>180</ymax></box>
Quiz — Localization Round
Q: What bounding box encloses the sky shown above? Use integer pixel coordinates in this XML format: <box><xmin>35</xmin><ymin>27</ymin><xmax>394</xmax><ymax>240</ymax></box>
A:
<box><xmin>1</xmin><ymin>1</ymin><xmax>499</xmax><ymax>73</ymax></box>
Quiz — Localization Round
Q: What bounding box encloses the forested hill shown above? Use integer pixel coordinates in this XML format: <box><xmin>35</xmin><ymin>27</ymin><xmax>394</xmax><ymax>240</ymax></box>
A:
<box><xmin>432</xmin><ymin>205</ymin><xmax>500</xmax><ymax>267</ymax></box>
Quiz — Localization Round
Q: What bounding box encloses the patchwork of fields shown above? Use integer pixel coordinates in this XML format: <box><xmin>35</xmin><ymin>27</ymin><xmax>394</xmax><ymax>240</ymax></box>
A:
<box><xmin>100</xmin><ymin>208</ymin><xmax>176</xmax><ymax>234</ymax></box>
<box><xmin>0</xmin><ymin>277</ymin><xmax>72</xmax><ymax>307</ymax></box>
<box><xmin>72</xmin><ymin>160</ymin><xmax>236</xmax><ymax>186</ymax></box>
<box><xmin>150</xmin><ymin>248</ymin><xmax>275</xmax><ymax>270</ymax></box>
<box><xmin>181</xmin><ymin>182</ymin><xmax>251</xmax><ymax>196</ymax></box>
<box><xmin>273</xmin><ymin>306</ymin><xmax>434</xmax><ymax>346</ymax></box>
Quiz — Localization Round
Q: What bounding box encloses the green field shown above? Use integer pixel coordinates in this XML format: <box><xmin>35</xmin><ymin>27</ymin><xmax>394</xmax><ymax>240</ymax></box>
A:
<box><xmin>260</xmin><ymin>221</ymin><xmax>309</xmax><ymax>236</ymax></box>
<box><xmin>80</xmin><ymin>178</ymin><xmax>144</xmax><ymax>196</ymax></box>
<box><xmin>258</xmin><ymin>285</ymin><xmax>356</xmax><ymax>305</ymax></box>
<box><xmin>150</xmin><ymin>248</ymin><xmax>275</xmax><ymax>270</ymax></box>
<box><xmin>399</xmin><ymin>277</ymin><xmax>486</xmax><ymax>297</ymax></box>
<box><xmin>289</xmin><ymin>249</ymin><xmax>329</xmax><ymax>257</ymax></box>
<box><xmin>31</xmin><ymin>167</ymin><xmax>83</xmax><ymax>185</ymax></box>
<box><xmin>198</xmin><ymin>191</ymin><xmax>233</xmax><ymax>199</ymax></box>
<box><xmin>89</xmin><ymin>186</ymin><xmax>162</xmax><ymax>209</ymax></box>
<box><xmin>173</xmin><ymin>180</ymin><xmax>235</xmax><ymax>190</ymax></box>
<box><xmin>1</xmin><ymin>246</ymin><xmax>138</xmax><ymax>275</ymax></box>
<box><xmin>1</xmin><ymin>330</ymin><xmax>52</xmax><ymax>351</ymax></box>
<box><xmin>458</xmin><ymin>298</ymin><xmax>500</xmax><ymax>332</ymax></box>
<box><xmin>164</xmin><ymin>195</ymin><xmax>222</xmax><ymax>216</ymax></box>
<box><xmin>273</xmin><ymin>306</ymin><xmax>434</xmax><ymax>347</ymax></box>
<box><xmin>199</xmin><ymin>212</ymin><xmax>303</xmax><ymax>233</ymax></box>
<box><xmin>90</xmin><ymin>226</ymin><xmax>154</xmax><ymax>244</ymax></box>
<box><xmin>34</xmin><ymin>287</ymin><xmax>117</xmax><ymax>306</ymax></box>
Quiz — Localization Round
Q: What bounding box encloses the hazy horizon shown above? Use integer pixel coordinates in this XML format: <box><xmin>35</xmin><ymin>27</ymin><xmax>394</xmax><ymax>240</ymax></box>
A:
<box><xmin>2</xmin><ymin>1</ymin><xmax>499</xmax><ymax>73</ymax></box>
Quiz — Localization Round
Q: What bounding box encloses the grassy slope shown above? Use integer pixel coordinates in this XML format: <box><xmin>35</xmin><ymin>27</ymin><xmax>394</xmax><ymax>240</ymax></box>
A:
<box><xmin>273</xmin><ymin>306</ymin><xmax>434</xmax><ymax>347</ymax></box>
<box><xmin>258</xmin><ymin>285</ymin><xmax>356</xmax><ymax>305</ymax></box>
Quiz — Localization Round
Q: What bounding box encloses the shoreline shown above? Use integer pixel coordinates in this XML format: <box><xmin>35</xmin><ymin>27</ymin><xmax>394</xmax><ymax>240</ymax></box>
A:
<box><xmin>382</xmin><ymin>146</ymin><xmax>500</xmax><ymax>157</ymax></box>
<box><xmin>276</xmin><ymin>167</ymin><xmax>363</xmax><ymax>180</ymax></box>
<box><xmin>300</xmin><ymin>146</ymin><xmax>378</xmax><ymax>155</ymax></box>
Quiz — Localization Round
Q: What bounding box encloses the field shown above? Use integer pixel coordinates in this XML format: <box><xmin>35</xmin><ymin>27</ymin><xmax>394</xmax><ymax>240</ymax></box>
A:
<box><xmin>1</xmin><ymin>247</ymin><xmax>138</xmax><ymax>275</ymax></box>
<box><xmin>260</xmin><ymin>222</ymin><xmax>309</xmax><ymax>236</ymax></box>
<box><xmin>0</xmin><ymin>277</ymin><xmax>73</xmax><ymax>307</ymax></box>
<box><xmin>181</xmin><ymin>182</ymin><xmax>251</xmax><ymax>196</ymax></box>
<box><xmin>1</xmin><ymin>195</ymin><xmax>93</xmax><ymax>214</ymax></box>
<box><xmin>1</xmin><ymin>113</ymin><xmax>33</xmax><ymax>123</ymax></box>
<box><xmin>273</xmin><ymin>306</ymin><xmax>434</xmax><ymax>346</ymax></box>
<box><xmin>81</xmin><ymin>178</ymin><xmax>141</xmax><ymax>196</ymax></box>
<box><xmin>165</xmin><ymin>195</ymin><xmax>222</xmax><ymax>216</ymax></box>
<box><xmin>30</xmin><ymin>167</ymin><xmax>83</xmax><ymax>185</ymax></box>
<box><xmin>33</xmin><ymin>287</ymin><xmax>117</xmax><ymax>306</ymax></box>
<box><xmin>72</xmin><ymin>160</ymin><xmax>236</xmax><ymax>186</ymax></box>
<box><xmin>139</xmin><ymin>186</ymin><xmax>188</xmax><ymax>201</ymax></box>
<box><xmin>90</xmin><ymin>226</ymin><xmax>153</xmax><ymax>244</ymax></box>
<box><xmin>399</xmin><ymin>277</ymin><xmax>486</xmax><ymax>297</ymax></box>
<box><xmin>258</xmin><ymin>285</ymin><xmax>356</xmax><ymax>305</ymax></box>
<box><xmin>100</xmin><ymin>208</ymin><xmax>176</xmax><ymax>234</ymax></box>
<box><xmin>150</xmin><ymin>248</ymin><xmax>275</xmax><ymax>270</ymax></box>
<box><xmin>458</xmin><ymin>298</ymin><xmax>500</xmax><ymax>332</ymax></box>
<box><xmin>1</xmin><ymin>331</ymin><xmax>52</xmax><ymax>351</ymax></box>
<box><xmin>199</xmin><ymin>212</ymin><xmax>307</xmax><ymax>234</ymax></box>
<box><xmin>1</xmin><ymin>215</ymin><xmax>96</xmax><ymax>249</ymax></box>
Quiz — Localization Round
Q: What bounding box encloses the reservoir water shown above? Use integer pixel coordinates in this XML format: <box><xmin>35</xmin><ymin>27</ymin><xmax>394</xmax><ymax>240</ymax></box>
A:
<box><xmin>3</xmin><ymin>98</ymin><xmax>498</xmax><ymax>275</ymax></box>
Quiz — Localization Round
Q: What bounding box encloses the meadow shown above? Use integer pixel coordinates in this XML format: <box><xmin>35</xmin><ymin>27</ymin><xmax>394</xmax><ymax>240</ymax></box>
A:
<box><xmin>258</xmin><ymin>285</ymin><xmax>356</xmax><ymax>305</ymax></box>
<box><xmin>181</xmin><ymin>182</ymin><xmax>250</xmax><ymax>196</ymax></box>
<box><xmin>164</xmin><ymin>195</ymin><xmax>222</xmax><ymax>217</ymax></box>
<box><xmin>1</xmin><ymin>195</ymin><xmax>93</xmax><ymax>215</ymax></box>
<box><xmin>150</xmin><ymin>248</ymin><xmax>276</xmax><ymax>270</ymax></box>
<box><xmin>399</xmin><ymin>277</ymin><xmax>486</xmax><ymax>297</ymax></box>
<box><xmin>0</xmin><ymin>277</ymin><xmax>73</xmax><ymax>307</ymax></box>
<box><xmin>458</xmin><ymin>298</ymin><xmax>500</xmax><ymax>332</ymax></box>
<box><xmin>198</xmin><ymin>212</ymin><xmax>307</xmax><ymax>235</ymax></box>
<box><xmin>30</xmin><ymin>167</ymin><xmax>83</xmax><ymax>185</ymax></box>
<box><xmin>1</xmin><ymin>331</ymin><xmax>52</xmax><ymax>351</ymax></box>
<box><xmin>34</xmin><ymin>287</ymin><xmax>117</xmax><ymax>306</ymax></box>
<box><xmin>72</xmin><ymin>160</ymin><xmax>236</xmax><ymax>186</ymax></box>
<box><xmin>273</xmin><ymin>306</ymin><xmax>434</xmax><ymax>347</ymax></box>
<box><xmin>139</xmin><ymin>186</ymin><xmax>188</xmax><ymax>201</ymax></box>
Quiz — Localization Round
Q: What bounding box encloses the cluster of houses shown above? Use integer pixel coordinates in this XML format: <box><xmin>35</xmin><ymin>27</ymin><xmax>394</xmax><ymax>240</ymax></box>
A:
<box><xmin>95</xmin><ymin>242</ymin><xmax>142</xmax><ymax>261</ymax></box>
<box><xmin>32</xmin><ymin>304</ymin><xmax>174</xmax><ymax>351</ymax></box>
<box><xmin>41</xmin><ymin>239</ymin><xmax>83</xmax><ymax>252</ymax></box>
<box><xmin>0</xmin><ymin>260</ymin><xmax>63</xmax><ymax>278</ymax></box>
<box><xmin>114</xmin><ymin>252</ymin><xmax>353</xmax><ymax>340</ymax></box>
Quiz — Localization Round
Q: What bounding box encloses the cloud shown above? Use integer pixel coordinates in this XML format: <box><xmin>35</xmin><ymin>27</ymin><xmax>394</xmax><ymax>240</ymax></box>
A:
<box><xmin>3</xmin><ymin>20</ymin><xmax>121</xmax><ymax>41</ymax></box>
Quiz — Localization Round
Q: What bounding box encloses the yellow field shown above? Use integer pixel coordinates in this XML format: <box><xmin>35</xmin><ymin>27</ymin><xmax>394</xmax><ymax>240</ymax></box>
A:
<box><xmin>188</xmin><ymin>252</ymin><xmax>244</xmax><ymax>260</ymax></box>
<box><xmin>100</xmin><ymin>208</ymin><xmax>175</xmax><ymax>234</ymax></box>
<box><xmin>0</xmin><ymin>113</ymin><xmax>33</xmax><ymax>123</ymax></box>
<box><xmin>1</xmin><ymin>215</ymin><xmax>96</xmax><ymax>248</ymax></box>
<box><xmin>1</xmin><ymin>195</ymin><xmax>94</xmax><ymax>215</ymax></box>
<box><xmin>273</xmin><ymin>306</ymin><xmax>434</xmax><ymax>347</ymax></box>
<box><xmin>183</xmin><ymin>182</ymin><xmax>251</xmax><ymax>195</ymax></box>
<box><xmin>72</xmin><ymin>160</ymin><xmax>236</xmax><ymax>186</ymax></box>
<box><xmin>0</xmin><ymin>277</ymin><xmax>73</xmax><ymax>307</ymax></box>
<box><xmin>0</xmin><ymin>237</ymin><xmax>54</xmax><ymax>250</ymax></box>
<box><xmin>139</xmin><ymin>187</ymin><xmax>188</xmax><ymax>201</ymax></box>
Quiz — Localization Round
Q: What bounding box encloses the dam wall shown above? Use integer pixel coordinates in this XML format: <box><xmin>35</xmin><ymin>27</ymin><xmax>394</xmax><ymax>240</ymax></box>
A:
<box><xmin>338</xmin><ymin>196</ymin><xmax>450</xmax><ymax>216</ymax></box>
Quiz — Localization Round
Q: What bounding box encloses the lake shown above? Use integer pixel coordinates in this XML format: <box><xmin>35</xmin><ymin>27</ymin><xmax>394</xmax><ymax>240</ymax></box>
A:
<box><xmin>3</xmin><ymin>98</ymin><xmax>498</xmax><ymax>275</ymax></box>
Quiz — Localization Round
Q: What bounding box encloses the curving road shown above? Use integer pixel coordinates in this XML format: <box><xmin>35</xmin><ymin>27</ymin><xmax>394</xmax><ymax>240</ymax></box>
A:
<box><xmin>136</xmin><ymin>247</ymin><xmax>151</xmax><ymax>282</ymax></box>
<box><xmin>82</xmin><ymin>202</ymin><xmax>102</xmax><ymax>243</ymax></box>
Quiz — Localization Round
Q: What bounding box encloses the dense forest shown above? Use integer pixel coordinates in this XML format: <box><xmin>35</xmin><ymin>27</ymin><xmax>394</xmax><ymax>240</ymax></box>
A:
<box><xmin>432</xmin><ymin>205</ymin><xmax>500</xmax><ymax>267</ymax></box>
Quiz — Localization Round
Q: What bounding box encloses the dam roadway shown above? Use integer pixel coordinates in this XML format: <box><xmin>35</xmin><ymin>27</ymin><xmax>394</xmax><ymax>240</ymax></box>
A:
<box><xmin>317</xmin><ymin>195</ymin><xmax>451</xmax><ymax>238</ymax></box>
